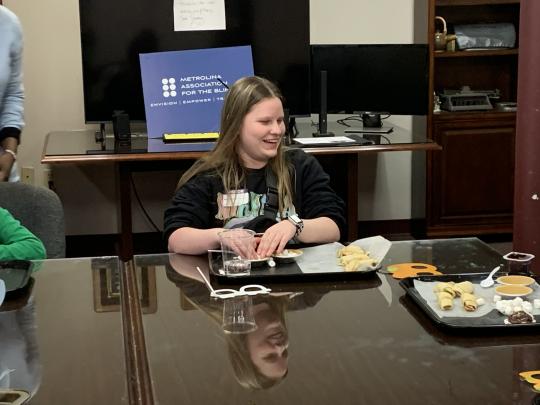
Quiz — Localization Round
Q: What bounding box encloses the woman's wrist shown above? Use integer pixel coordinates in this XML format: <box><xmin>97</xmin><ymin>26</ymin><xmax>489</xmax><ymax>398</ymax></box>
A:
<box><xmin>213</xmin><ymin>228</ymin><xmax>225</xmax><ymax>247</ymax></box>
<box><xmin>3</xmin><ymin>149</ymin><xmax>16</xmax><ymax>162</ymax></box>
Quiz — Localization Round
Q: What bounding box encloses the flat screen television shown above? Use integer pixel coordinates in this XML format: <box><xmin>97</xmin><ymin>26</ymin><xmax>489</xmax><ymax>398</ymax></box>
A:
<box><xmin>79</xmin><ymin>0</ymin><xmax>310</xmax><ymax>122</ymax></box>
<box><xmin>311</xmin><ymin>44</ymin><xmax>429</xmax><ymax>115</ymax></box>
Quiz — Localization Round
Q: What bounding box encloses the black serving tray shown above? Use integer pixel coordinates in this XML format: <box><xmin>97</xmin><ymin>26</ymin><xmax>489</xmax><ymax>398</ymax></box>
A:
<box><xmin>399</xmin><ymin>273</ymin><xmax>540</xmax><ymax>329</ymax></box>
<box><xmin>208</xmin><ymin>250</ymin><xmax>378</xmax><ymax>284</ymax></box>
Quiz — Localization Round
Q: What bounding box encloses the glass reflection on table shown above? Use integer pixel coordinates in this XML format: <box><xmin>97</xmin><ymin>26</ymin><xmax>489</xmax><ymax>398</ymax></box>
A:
<box><xmin>132</xmin><ymin>239</ymin><xmax>540</xmax><ymax>404</ymax></box>
<box><xmin>0</xmin><ymin>278</ymin><xmax>40</xmax><ymax>400</ymax></box>
<box><xmin>0</xmin><ymin>257</ymin><xmax>128</xmax><ymax>404</ymax></box>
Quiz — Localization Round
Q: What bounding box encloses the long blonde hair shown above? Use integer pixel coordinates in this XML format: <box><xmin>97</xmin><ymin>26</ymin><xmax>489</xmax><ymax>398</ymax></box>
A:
<box><xmin>177</xmin><ymin>76</ymin><xmax>294</xmax><ymax>215</ymax></box>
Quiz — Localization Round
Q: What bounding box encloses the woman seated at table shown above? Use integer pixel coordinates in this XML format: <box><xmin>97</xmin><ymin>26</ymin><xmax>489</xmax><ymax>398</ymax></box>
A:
<box><xmin>0</xmin><ymin>207</ymin><xmax>46</xmax><ymax>260</ymax></box>
<box><xmin>164</xmin><ymin>76</ymin><xmax>345</xmax><ymax>258</ymax></box>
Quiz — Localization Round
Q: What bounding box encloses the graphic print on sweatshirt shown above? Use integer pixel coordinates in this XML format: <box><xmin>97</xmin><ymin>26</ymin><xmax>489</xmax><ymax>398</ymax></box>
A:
<box><xmin>215</xmin><ymin>189</ymin><xmax>293</xmax><ymax>228</ymax></box>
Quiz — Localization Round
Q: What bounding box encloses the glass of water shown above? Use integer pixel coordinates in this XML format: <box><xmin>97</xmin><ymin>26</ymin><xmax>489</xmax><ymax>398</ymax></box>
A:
<box><xmin>221</xmin><ymin>295</ymin><xmax>257</xmax><ymax>334</ymax></box>
<box><xmin>218</xmin><ymin>229</ymin><xmax>255</xmax><ymax>277</ymax></box>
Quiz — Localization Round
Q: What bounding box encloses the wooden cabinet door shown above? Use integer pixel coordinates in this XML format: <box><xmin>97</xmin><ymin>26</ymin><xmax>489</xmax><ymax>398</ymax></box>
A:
<box><xmin>428</xmin><ymin>115</ymin><xmax>515</xmax><ymax>235</ymax></box>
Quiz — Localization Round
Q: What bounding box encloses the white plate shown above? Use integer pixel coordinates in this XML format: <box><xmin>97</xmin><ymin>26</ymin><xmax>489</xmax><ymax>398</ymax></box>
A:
<box><xmin>273</xmin><ymin>249</ymin><xmax>303</xmax><ymax>263</ymax></box>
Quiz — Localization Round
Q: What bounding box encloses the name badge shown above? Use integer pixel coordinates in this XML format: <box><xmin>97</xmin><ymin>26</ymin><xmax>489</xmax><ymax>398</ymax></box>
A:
<box><xmin>222</xmin><ymin>189</ymin><xmax>249</xmax><ymax>207</ymax></box>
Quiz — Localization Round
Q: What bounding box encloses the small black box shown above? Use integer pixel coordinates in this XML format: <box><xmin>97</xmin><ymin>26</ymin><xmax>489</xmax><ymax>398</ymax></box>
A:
<box><xmin>112</xmin><ymin>110</ymin><xmax>131</xmax><ymax>141</ymax></box>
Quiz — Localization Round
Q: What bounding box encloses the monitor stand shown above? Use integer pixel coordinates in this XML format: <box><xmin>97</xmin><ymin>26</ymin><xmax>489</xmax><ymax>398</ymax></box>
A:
<box><xmin>312</xmin><ymin>70</ymin><xmax>334</xmax><ymax>137</ymax></box>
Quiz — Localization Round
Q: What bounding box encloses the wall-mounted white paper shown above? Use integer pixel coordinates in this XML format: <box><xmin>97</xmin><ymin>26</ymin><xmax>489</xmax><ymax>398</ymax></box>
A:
<box><xmin>173</xmin><ymin>0</ymin><xmax>226</xmax><ymax>31</ymax></box>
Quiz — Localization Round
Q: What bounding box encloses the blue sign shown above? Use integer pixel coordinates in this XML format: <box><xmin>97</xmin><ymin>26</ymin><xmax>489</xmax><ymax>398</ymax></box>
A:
<box><xmin>139</xmin><ymin>46</ymin><xmax>254</xmax><ymax>144</ymax></box>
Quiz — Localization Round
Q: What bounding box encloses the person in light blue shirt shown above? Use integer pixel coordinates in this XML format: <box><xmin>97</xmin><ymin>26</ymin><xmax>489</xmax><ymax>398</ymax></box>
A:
<box><xmin>0</xmin><ymin>5</ymin><xmax>24</xmax><ymax>182</ymax></box>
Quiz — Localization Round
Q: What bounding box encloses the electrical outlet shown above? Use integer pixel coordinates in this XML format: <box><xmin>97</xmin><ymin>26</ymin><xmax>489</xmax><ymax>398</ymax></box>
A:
<box><xmin>21</xmin><ymin>166</ymin><xmax>35</xmax><ymax>185</ymax></box>
<box><xmin>43</xmin><ymin>169</ymin><xmax>53</xmax><ymax>189</ymax></box>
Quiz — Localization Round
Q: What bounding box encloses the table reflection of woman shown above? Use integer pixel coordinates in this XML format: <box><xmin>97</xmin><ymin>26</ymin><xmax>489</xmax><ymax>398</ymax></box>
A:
<box><xmin>0</xmin><ymin>282</ymin><xmax>41</xmax><ymax>397</ymax></box>
<box><xmin>166</xmin><ymin>254</ymin><xmax>326</xmax><ymax>389</ymax></box>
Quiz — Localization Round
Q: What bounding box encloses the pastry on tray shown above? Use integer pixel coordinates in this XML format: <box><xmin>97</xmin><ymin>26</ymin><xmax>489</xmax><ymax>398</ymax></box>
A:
<box><xmin>437</xmin><ymin>291</ymin><xmax>454</xmax><ymax>310</ymax></box>
<box><xmin>453</xmin><ymin>281</ymin><xmax>474</xmax><ymax>297</ymax></box>
<box><xmin>461</xmin><ymin>292</ymin><xmax>478</xmax><ymax>312</ymax></box>
<box><xmin>433</xmin><ymin>282</ymin><xmax>457</xmax><ymax>298</ymax></box>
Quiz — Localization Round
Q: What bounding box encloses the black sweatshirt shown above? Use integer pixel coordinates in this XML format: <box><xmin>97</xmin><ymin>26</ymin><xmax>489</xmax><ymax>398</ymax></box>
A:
<box><xmin>164</xmin><ymin>148</ymin><xmax>346</xmax><ymax>241</ymax></box>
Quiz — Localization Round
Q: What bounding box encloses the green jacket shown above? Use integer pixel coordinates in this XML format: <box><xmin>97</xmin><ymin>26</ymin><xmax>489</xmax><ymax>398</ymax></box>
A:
<box><xmin>0</xmin><ymin>207</ymin><xmax>46</xmax><ymax>260</ymax></box>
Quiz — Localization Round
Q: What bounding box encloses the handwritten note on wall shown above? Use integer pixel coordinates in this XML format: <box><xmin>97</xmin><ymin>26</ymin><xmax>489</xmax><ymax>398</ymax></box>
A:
<box><xmin>173</xmin><ymin>0</ymin><xmax>226</xmax><ymax>31</ymax></box>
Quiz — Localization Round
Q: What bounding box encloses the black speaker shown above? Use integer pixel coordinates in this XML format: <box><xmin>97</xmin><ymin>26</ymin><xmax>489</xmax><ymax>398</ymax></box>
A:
<box><xmin>313</xmin><ymin>70</ymin><xmax>334</xmax><ymax>137</ymax></box>
<box><xmin>362</xmin><ymin>112</ymin><xmax>382</xmax><ymax>128</ymax></box>
<box><xmin>112</xmin><ymin>110</ymin><xmax>131</xmax><ymax>141</ymax></box>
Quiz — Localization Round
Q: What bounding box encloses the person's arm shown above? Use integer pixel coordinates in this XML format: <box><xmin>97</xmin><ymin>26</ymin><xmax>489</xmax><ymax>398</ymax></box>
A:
<box><xmin>168</xmin><ymin>226</ymin><xmax>224</xmax><ymax>255</ymax></box>
<box><xmin>164</xmin><ymin>173</ymin><xmax>223</xmax><ymax>255</ymax></box>
<box><xmin>0</xmin><ymin>13</ymin><xmax>24</xmax><ymax>181</ymax></box>
<box><xmin>256</xmin><ymin>151</ymin><xmax>345</xmax><ymax>257</ymax></box>
<box><xmin>0</xmin><ymin>208</ymin><xmax>46</xmax><ymax>261</ymax></box>
<box><xmin>297</xmin><ymin>217</ymin><xmax>340</xmax><ymax>243</ymax></box>
<box><xmin>0</xmin><ymin>136</ymin><xmax>18</xmax><ymax>182</ymax></box>
<box><xmin>256</xmin><ymin>216</ymin><xmax>340</xmax><ymax>257</ymax></box>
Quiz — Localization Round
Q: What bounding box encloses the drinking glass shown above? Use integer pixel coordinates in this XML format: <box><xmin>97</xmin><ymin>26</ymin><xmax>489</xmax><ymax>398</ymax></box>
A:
<box><xmin>221</xmin><ymin>295</ymin><xmax>257</xmax><ymax>334</ymax></box>
<box><xmin>218</xmin><ymin>229</ymin><xmax>255</xmax><ymax>277</ymax></box>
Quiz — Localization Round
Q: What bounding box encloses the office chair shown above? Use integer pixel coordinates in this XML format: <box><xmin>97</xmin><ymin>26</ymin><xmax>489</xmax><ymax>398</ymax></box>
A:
<box><xmin>0</xmin><ymin>183</ymin><xmax>65</xmax><ymax>258</ymax></box>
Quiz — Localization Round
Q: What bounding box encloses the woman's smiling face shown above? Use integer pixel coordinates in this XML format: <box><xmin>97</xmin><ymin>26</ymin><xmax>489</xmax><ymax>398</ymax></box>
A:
<box><xmin>237</xmin><ymin>97</ymin><xmax>285</xmax><ymax>169</ymax></box>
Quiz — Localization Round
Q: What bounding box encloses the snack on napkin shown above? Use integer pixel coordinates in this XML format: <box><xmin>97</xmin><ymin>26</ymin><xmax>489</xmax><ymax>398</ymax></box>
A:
<box><xmin>461</xmin><ymin>292</ymin><xmax>478</xmax><ymax>312</ymax></box>
<box><xmin>337</xmin><ymin>245</ymin><xmax>377</xmax><ymax>272</ymax></box>
<box><xmin>437</xmin><ymin>291</ymin><xmax>454</xmax><ymax>310</ymax></box>
<box><xmin>433</xmin><ymin>282</ymin><xmax>457</xmax><ymax>298</ymax></box>
<box><xmin>453</xmin><ymin>281</ymin><xmax>474</xmax><ymax>297</ymax></box>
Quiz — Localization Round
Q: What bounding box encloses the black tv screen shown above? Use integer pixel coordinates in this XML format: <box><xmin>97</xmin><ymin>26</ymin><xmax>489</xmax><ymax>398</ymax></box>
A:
<box><xmin>311</xmin><ymin>44</ymin><xmax>429</xmax><ymax>115</ymax></box>
<box><xmin>79</xmin><ymin>0</ymin><xmax>310</xmax><ymax>122</ymax></box>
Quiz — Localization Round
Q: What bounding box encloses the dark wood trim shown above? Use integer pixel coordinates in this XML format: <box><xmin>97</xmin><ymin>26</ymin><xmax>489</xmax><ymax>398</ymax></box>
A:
<box><xmin>513</xmin><ymin>0</ymin><xmax>540</xmax><ymax>274</ymax></box>
<box><xmin>437</xmin><ymin>0</ymin><xmax>518</xmax><ymax>5</ymax></box>
<box><xmin>433</xmin><ymin>111</ymin><xmax>516</xmax><ymax>121</ymax></box>
<box><xmin>427</xmin><ymin>223</ymin><xmax>513</xmax><ymax>237</ymax></box>
<box><xmin>66</xmin><ymin>232</ymin><xmax>166</xmax><ymax>258</ymax></box>
<box><xmin>117</xmin><ymin>163</ymin><xmax>134</xmax><ymax>261</ymax></box>
<box><xmin>41</xmin><ymin>142</ymin><xmax>441</xmax><ymax>164</ymax></box>
<box><xmin>346</xmin><ymin>154</ymin><xmax>359</xmax><ymax>241</ymax></box>
<box><xmin>121</xmin><ymin>260</ymin><xmax>154</xmax><ymax>405</ymax></box>
<box><xmin>434</xmin><ymin>49</ymin><xmax>519</xmax><ymax>58</ymax></box>
<box><xmin>357</xmin><ymin>219</ymin><xmax>415</xmax><ymax>240</ymax></box>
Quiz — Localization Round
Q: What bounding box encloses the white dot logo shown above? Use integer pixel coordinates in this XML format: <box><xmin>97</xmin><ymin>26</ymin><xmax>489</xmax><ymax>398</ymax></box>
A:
<box><xmin>161</xmin><ymin>78</ymin><xmax>177</xmax><ymax>97</ymax></box>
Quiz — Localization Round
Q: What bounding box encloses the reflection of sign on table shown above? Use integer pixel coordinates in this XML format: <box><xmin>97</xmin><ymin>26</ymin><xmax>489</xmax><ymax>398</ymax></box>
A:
<box><xmin>140</xmin><ymin>46</ymin><xmax>254</xmax><ymax>152</ymax></box>
<box><xmin>92</xmin><ymin>260</ymin><xmax>157</xmax><ymax>314</ymax></box>
<box><xmin>173</xmin><ymin>0</ymin><xmax>226</xmax><ymax>31</ymax></box>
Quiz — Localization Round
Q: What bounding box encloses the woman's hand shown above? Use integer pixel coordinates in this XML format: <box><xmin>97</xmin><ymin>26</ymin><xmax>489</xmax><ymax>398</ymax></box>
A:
<box><xmin>223</xmin><ymin>229</ymin><xmax>259</xmax><ymax>259</ymax></box>
<box><xmin>256</xmin><ymin>220</ymin><xmax>296</xmax><ymax>258</ymax></box>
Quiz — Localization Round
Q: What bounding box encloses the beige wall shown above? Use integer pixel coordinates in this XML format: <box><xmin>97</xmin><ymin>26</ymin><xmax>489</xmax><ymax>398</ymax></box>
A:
<box><xmin>4</xmin><ymin>0</ymin><xmax>427</xmax><ymax>235</ymax></box>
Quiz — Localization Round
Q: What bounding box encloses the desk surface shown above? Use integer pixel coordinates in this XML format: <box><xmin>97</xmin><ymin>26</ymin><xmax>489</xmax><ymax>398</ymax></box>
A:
<box><xmin>42</xmin><ymin>129</ymin><xmax>440</xmax><ymax>164</ymax></box>
<box><xmin>131</xmin><ymin>238</ymin><xmax>540</xmax><ymax>405</ymax></box>
<box><xmin>4</xmin><ymin>240</ymin><xmax>539</xmax><ymax>404</ymax></box>
<box><xmin>0</xmin><ymin>257</ymin><xmax>127</xmax><ymax>404</ymax></box>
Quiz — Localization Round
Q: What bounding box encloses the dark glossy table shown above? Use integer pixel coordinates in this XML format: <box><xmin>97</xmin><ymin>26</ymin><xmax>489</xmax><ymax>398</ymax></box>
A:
<box><xmin>41</xmin><ymin>129</ymin><xmax>440</xmax><ymax>259</ymax></box>
<box><xmin>131</xmin><ymin>238</ymin><xmax>540</xmax><ymax>405</ymax></box>
<box><xmin>0</xmin><ymin>257</ymin><xmax>128</xmax><ymax>404</ymax></box>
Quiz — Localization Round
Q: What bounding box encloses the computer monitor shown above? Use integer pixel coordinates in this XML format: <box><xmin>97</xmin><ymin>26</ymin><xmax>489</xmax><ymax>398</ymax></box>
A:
<box><xmin>311</xmin><ymin>44</ymin><xmax>429</xmax><ymax>116</ymax></box>
<box><xmin>79</xmin><ymin>0</ymin><xmax>310</xmax><ymax>122</ymax></box>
